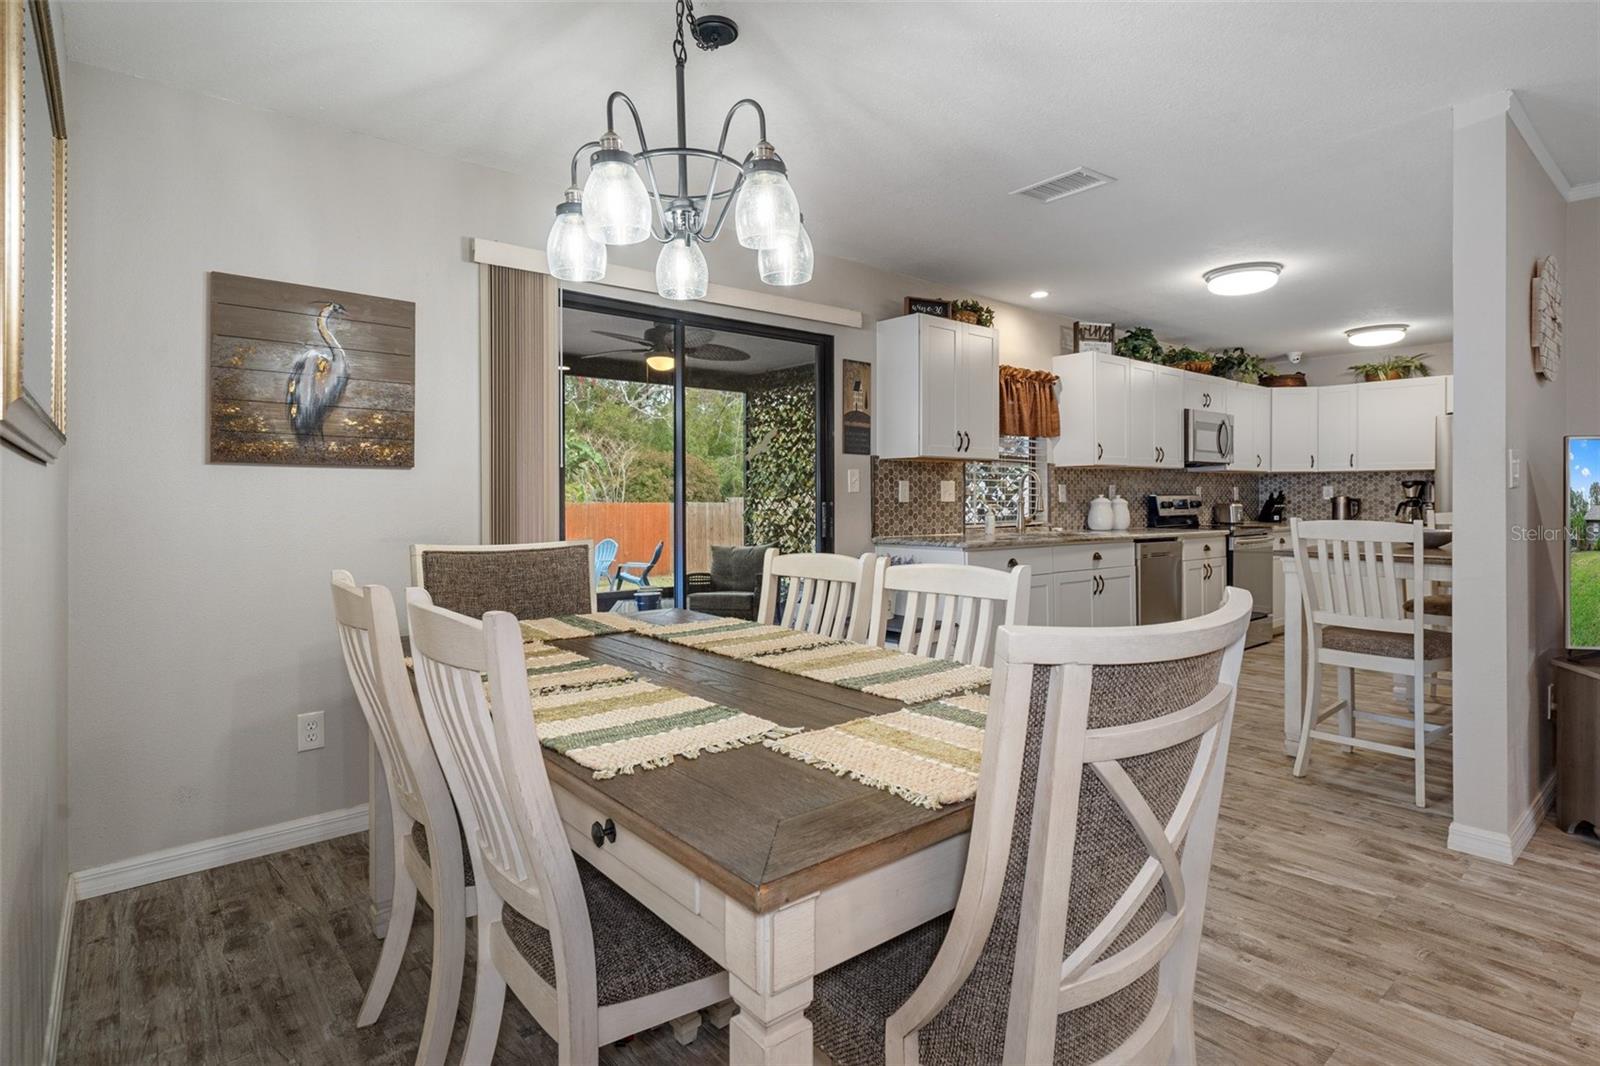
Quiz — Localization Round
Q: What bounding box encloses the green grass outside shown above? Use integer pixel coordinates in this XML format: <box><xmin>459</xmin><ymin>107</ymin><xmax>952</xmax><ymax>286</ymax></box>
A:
<box><xmin>1572</xmin><ymin>551</ymin><xmax>1600</xmax><ymax>647</ymax></box>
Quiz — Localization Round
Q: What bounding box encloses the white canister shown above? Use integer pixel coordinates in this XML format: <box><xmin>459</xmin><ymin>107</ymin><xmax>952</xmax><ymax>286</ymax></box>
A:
<box><xmin>1111</xmin><ymin>494</ymin><xmax>1131</xmax><ymax>530</ymax></box>
<box><xmin>1087</xmin><ymin>494</ymin><xmax>1115</xmax><ymax>531</ymax></box>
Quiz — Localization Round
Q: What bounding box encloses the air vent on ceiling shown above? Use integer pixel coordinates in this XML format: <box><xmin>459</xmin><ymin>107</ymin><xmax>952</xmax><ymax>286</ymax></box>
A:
<box><xmin>1010</xmin><ymin>167</ymin><xmax>1115</xmax><ymax>203</ymax></box>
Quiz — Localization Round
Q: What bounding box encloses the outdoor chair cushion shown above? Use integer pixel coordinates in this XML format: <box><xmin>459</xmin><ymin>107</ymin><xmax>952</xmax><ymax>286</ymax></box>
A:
<box><xmin>686</xmin><ymin>590</ymin><xmax>757</xmax><ymax>619</ymax></box>
<box><xmin>710</xmin><ymin>543</ymin><xmax>772</xmax><ymax>593</ymax></box>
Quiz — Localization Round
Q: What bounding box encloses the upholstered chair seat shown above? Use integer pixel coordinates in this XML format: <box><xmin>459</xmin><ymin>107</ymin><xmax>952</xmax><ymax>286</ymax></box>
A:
<box><xmin>1402</xmin><ymin>594</ymin><xmax>1453</xmax><ymax>616</ymax></box>
<box><xmin>409</xmin><ymin>819</ymin><xmax>474</xmax><ymax>886</ymax></box>
<box><xmin>1320</xmin><ymin>625</ymin><xmax>1451</xmax><ymax>660</ymax></box>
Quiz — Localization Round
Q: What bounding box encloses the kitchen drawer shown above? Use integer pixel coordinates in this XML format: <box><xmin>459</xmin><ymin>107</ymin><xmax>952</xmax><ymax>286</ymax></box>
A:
<box><xmin>555</xmin><ymin>789</ymin><xmax>702</xmax><ymax>916</ymax></box>
<box><xmin>967</xmin><ymin>546</ymin><xmax>1056</xmax><ymax>575</ymax></box>
<box><xmin>1055</xmin><ymin>542</ymin><xmax>1136</xmax><ymax>573</ymax></box>
<box><xmin>1182</xmin><ymin>536</ymin><xmax>1226</xmax><ymax>563</ymax></box>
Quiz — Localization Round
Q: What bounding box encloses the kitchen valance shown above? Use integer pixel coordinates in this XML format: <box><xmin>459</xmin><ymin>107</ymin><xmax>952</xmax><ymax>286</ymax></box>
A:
<box><xmin>999</xmin><ymin>365</ymin><xmax>1060</xmax><ymax>438</ymax></box>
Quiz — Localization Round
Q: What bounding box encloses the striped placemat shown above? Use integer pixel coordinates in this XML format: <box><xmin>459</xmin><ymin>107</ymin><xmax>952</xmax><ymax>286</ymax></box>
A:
<box><xmin>765</xmin><ymin>693</ymin><xmax>989</xmax><ymax>809</ymax></box>
<box><xmin>521</xmin><ymin>644</ymin><xmax>635</xmax><ymax>694</ymax></box>
<box><xmin>519</xmin><ymin>612</ymin><xmax>651</xmax><ymax>642</ymax></box>
<box><xmin>530</xmin><ymin>678</ymin><xmax>800</xmax><ymax>778</ymax></box>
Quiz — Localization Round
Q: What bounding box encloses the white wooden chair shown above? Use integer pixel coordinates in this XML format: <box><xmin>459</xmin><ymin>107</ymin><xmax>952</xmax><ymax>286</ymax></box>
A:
<box><xmin>329</xmin><ymin>571</ymin><xmax>469</xmax><ymax>1066</ymax></box>
<box><xmin>755</xmin><ymin>549</ymin><xmax>878</xmax><ymax>642</ymax></box>
<box><xmin>405</xmin><ymin>588</ymin><xmax>729</xmax><ymax>1065</ymax></box>
<box><xmin>1289</xmin><ymin>519</ymin><xmax>1452</xmax><ymax>807</ymax></box>
<box><xmin>865</xmin><ymin>560</ymin><xmax>1031</xmax><ymax>667</ymax></box>
<box><xmin>806</xmin><ymin>590</ymin><xmax>1253</xmax><ymax>1066</ymax></box>
<box><xmin>410</xmin><ymin>539</ymin><xmax>596</xmax><ymax>620</ymax></box>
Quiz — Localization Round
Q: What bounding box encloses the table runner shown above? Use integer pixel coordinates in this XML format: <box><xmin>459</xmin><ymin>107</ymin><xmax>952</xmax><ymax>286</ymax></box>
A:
<box><xmin>764</xmin><ymin>693</ymin><xmax>989</xmax><ymax>809</ymax></box>
<box><xmin>519</xmin><ymin>612</ymin><xmax>651</xmax><ymax>642</ymax></box>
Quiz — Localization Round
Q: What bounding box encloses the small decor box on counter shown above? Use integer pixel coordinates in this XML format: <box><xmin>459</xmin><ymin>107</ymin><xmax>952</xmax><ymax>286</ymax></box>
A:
<box><xmin>904</xmin><ymin>296</ymin><xmax>951</xmax><ymax>318</ymax></box>
<box><xmin>1074</xmin><ymin>321</ymin><xmax>1115</xmax><ymax>355</ymax></box>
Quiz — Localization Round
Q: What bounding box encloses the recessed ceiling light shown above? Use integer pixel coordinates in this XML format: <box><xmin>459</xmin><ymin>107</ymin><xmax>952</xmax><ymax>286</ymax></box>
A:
<box><xmin>1203</xmin><ymin>262</ymin><xmax>1283</xmax><ymax>296</ymax></box>
<box><xmin>645</xmin><ymin>353</ymin><xmax>676</xmax><ymax>372</ymax></box>
<box><xmin>1029</xmin><ymin>290</ymin><xmax>1049</xmax><ymax>299</ymax></box>
<box><xmin>1345</xmin><ymin>324</ymin><xmax>1409</xmax><ymax>348</ymax></box>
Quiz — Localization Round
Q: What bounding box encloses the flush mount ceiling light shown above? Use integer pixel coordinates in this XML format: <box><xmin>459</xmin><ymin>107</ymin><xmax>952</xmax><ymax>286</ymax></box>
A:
<box><xmin>1203</xmin><ymin>262</ymin><xmax>1283</xmax><ymax>296</ymax></box>
<box><xmin>545</xmin><ymin>0</ymin><xmax>811</xmax><ymax>301</ymax></box>
<box><xmin>1029</xmin><ymin>290</ymin><xmax>1049</xmax><ymax>299</ymax></box>
<box><xmin>1346</xmin><ymin>324</ymin><xmax>1409</xmax><ymax>347</ymax></box>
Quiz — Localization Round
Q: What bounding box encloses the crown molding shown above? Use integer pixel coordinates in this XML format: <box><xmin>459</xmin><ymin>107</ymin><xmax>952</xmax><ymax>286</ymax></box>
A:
<box><xmin>1455</xmin><ymin>90</ymin><xmax>1596</xmax><ymax>204</ymax></box>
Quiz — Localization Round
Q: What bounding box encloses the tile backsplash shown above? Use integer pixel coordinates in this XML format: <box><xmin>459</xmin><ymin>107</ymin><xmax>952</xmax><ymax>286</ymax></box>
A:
<box><xmin>1055</xmin><ymin>467</ymin><xmax>1263</xmax><ymax>529</ymax></box>
<box><xmin>1260</xmin><ymin>470</ymin><xmax>1433</xmax><ymax>522</ymax></box>
<box><xmin>872</xmin><ymin>458</ymin><xmax>965</xmax><ymax>537</ymax></box>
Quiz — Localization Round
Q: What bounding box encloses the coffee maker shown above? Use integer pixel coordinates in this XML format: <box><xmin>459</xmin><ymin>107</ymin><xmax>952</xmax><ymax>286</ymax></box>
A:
<box><xmin>1396</xmin><ymin>478</ymin><xmax>1433</xmax><ymax>522</ymax></box>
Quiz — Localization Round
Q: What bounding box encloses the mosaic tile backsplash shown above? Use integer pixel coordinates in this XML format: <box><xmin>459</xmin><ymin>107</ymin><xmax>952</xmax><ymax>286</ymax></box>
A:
<box><xmin>1261</xmin><ymin>470</ymin><xmax>1434</xmax><ymax>523</ymax></box>
<box><xmin>872</xmin><ymin>458</ymin><xmax>966</xmax><ymax>537</ymax></box>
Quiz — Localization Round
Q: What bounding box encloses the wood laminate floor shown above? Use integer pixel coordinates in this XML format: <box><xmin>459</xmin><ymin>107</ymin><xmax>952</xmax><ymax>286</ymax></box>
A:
<box><xmin>57</xmin><ymin>640</ymin><xmax>1600</xmax><ymax>1064</ymax></box>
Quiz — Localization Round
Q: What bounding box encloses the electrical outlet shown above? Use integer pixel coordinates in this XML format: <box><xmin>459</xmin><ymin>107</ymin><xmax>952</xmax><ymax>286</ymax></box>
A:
<box><xmin>1058</xmin><ymin>483</ymin><xmax>1068</xmax><ymax>504</ymax></box>
<box><xmin>1508</xmin><ymin>448</ymin><xmax>1521</xmax><ymax>489</ymax></box>
<box><xmin>846</xmin><ymin>469</ymin><xmax>860</xmax><ymax>494</ymax></box>
<box><xmin>898</xmin><ymin>479</ymin><xmax>910</xmax><ymax>503</ymax></box>
<box><xmin>297</xmin><ymin>711</ymin><xmax>325</xmax><ymax>752</ymax></box>
<box><xmin>939</xmin><ymin>480</ymin><xmax>956</xmax><ymax>503</ymax></box>
<box><xmin>1322</xmin><ymin>484</ymin><xmax>1335</xmax><ymax>500</ymax></box>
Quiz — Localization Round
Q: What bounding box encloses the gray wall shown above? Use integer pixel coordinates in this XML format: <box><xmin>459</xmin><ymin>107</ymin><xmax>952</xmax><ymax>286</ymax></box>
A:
<box><xmin>1263</xmin><ymin>341</ymin><xmax>1454</xmax><ymax>386</ymax></box>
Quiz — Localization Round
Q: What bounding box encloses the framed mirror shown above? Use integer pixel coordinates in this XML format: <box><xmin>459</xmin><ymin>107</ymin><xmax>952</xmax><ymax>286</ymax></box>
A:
<box><xmin>0</xmin><ymin>0</ymin><xmax>65</xmax><ymax>462</ymax></box>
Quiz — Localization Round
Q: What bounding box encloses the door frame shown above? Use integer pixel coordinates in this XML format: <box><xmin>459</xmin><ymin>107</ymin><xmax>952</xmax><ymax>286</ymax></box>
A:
<box><xmin>558</xmin><ymin>292</ymin><xmax>836</xmax><ymax>605</ymax></box>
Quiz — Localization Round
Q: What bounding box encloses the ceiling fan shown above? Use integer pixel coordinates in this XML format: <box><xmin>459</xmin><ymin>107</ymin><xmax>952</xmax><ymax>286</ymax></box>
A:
<box><xmin>583</xmin><ymin>323</ymin><xmax>752</xmax><ymax>371</ymax></box>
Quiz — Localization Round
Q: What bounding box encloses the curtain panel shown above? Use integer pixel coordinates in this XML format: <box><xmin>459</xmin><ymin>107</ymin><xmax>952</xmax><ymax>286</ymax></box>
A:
<box><xmin>485</xmin><ymin>265</ymin><xmax>561</xmax><ymax>543</ymax></box>
<box><xmin>999</xmin><ymin>366</ymin><xmax>1060</xmax><ymax>438</ymax></box>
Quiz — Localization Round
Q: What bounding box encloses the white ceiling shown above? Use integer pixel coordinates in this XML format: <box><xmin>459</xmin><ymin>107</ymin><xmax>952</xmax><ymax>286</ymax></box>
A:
<box><xmin>60</xmin><ymin>1</ymin><xmax>1600</xmax><ymax>356</ymax></box>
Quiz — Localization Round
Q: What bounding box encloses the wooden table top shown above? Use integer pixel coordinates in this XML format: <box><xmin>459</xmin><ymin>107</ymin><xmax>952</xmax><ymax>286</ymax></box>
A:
<box><xmin>543</xmin><ymin>612</ymin><xmax>973</xmax><ymax>914</ymax></box>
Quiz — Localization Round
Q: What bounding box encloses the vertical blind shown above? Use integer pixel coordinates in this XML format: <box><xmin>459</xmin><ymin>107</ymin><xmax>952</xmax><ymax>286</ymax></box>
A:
<box><xmin>485</xmin><ymin>265</ymin><xmax>561</xmax><ymax>544</ymax></box>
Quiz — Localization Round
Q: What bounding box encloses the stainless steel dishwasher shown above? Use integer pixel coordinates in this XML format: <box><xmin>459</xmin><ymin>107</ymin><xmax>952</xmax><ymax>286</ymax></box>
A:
<box><xmin>1227</xmin><ymin>528</ymin><xmax>1276</xmax><ymax>647</ymax></box>
<box><xmin>1136</xmin><ymin>539</ymin><xmax>1182</xmax><ymax>624</ymax></box>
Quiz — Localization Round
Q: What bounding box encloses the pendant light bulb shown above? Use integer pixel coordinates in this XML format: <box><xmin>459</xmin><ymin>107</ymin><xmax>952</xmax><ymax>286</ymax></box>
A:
<box><xmin>736</xmin><ymin>148</ymin><xmax>801</xmax><ymax>249</ymax></box>
<box><xmin>545</xmin><ymin>192</ymin><xmax>607</xmax><ymax>282</ymax></box>
<box><xmin>582</xmin><ymin>137</ymin><xmax>652</xmax><ymax>245</ymax></box>
<box><xmin>656</xmin><ymin>237</ymin><xmax>708</xmax><ymax>301</ymax></box>
<box><xmin>759</xmin><ymin>217</ymin><xmax>813</xmax><ymax>286</ymax></box>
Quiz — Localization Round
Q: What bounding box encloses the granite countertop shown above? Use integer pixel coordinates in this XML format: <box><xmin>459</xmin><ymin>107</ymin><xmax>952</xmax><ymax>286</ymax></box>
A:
<box><xmin>874</xmin><ymin>528</ymin><xmax>1239</xmax><ymax>549</ymax></box>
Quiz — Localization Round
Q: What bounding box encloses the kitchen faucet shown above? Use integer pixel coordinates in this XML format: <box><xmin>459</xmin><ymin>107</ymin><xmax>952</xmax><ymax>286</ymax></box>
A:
<box><xmin>1015</xmin><ymin>470</ymin><xmax>1039</xmax><ymax>532</ymax></box>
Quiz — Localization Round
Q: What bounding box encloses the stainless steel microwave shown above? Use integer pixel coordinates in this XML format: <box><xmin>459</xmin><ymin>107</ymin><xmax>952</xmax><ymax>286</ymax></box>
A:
<box><xmin>1184</xmin><ymin>408</ymin><xmax>1234</xmax><ymax>466</ymax></box>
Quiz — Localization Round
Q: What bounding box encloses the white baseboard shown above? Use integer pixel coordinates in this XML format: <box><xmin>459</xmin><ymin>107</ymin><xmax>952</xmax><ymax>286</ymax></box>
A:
<box><xmin>43</xmin><ymin>874</ymin><xmax>77</xmax><ymax>1065</ymax></box>
<box><xmin>72</xmin><ymin>804</ymin><xmax>369</xmax><ymax>900</ymax></box>
<box><xmin>1447</xmin><ymin>773</ymin><xmax>1556</xmax><ymax>865</ymax></box>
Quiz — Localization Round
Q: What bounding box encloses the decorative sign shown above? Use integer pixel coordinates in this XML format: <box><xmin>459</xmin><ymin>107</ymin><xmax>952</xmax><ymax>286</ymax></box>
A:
<box><xmin>1075</xmin><ymin>321</ymin><xmax>1115</xmax><ymax>355</ymax></box>
<box><xmin>1532</xmin><ymin>255</ymin><xmax>1562</xmax><ymax>382</ymax></box>
<box><xmin>904</xmin><ymin>296</ymin><xmax>951</xmax><ymax>318</ymax></box>
<box><xmin>842</xmin><ymin>359</ymin><xmax>872</xmax><ymax>455</ymax></box>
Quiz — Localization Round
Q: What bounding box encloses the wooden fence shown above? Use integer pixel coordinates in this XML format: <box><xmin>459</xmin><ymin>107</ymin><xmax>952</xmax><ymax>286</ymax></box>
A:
<box><xmin>565</xmin><ymin>499</ymin><xmax>745</xmax><ymax>582</ymax></box>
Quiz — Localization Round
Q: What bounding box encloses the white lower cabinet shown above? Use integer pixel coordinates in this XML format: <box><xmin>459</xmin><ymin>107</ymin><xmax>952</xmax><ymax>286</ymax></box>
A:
<box><xmin>1051</xmin><ymin>565</ymin><xmax>1135</xmax><ymax>627</ymax></box>
<box><xmin>1182</xmin><ymin>559</ymin><xmax>1226</xmax><ymax>618</ymax></box>
<box><xmin>896</xmin><ymin>541</ymin><xmax>1137</xmax><ymax>628</ymax></box>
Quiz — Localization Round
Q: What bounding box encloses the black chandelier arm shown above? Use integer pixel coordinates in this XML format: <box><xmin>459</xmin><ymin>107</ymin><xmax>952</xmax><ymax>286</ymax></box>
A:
<box><xmin>715</xmin><ymin>98</ymin><xmax>768</xmax><ymax>156</ymax></box>
<box><xmin>568</xmin><ymin>140</ymin><xmax>601</xmax><ymax>186</ymax></box>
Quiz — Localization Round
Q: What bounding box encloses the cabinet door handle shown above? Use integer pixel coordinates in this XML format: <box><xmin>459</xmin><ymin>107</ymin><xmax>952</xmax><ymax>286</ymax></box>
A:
<box><xmin>1310</xmin><ymin>454</ymin><xmax>1316</xmax><ymax>468</ymax></box>
<box><xmin>1203</xmin><ymin>543</ymin><xmax>1212</xmax><ymax>552</ymax></box>
<box><xmin>1007</xmin><ymin>558</ymin><xmax>1019</xmax><ymax>569</ymax></box>
<box><xmin>1097</xmin><ymin>442</ymin><xmax>1104</xmax><ymax>460</ymax></box>
<box><xmin>590</xmin><ymin>819</ymin><xmax>617</xmax><ymax>848</ymax></box>
<box><xmin>1092</xmin><ymin>551</ymin><xmax>1103</xmax><ymax>561</ymax></box>
<box><xmin>1256</xmin><ymin>454</ymin><xmax>1262</xmax><ymax>468</ymax></box>
<box><xmin>965</xmin><ymin>431</ymin><xmax>972</xmax><ymax>452</ymax></box>
<box><xmin>1349</xmin><ymin>452</ymin><xmax>1355</xmax><ymax>468</ymax></box>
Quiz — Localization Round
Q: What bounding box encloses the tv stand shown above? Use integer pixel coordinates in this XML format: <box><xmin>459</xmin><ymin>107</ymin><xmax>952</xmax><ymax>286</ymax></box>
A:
<box><xmin>1554</xmin><ymin>657</ymin><xmax>1600</xmax><ymax>833</ymax></box>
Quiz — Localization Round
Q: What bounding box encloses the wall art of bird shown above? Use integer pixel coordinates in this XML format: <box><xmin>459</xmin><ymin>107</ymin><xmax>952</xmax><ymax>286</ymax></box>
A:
<box><xmin>286</xmin><ymin>302</ymin><xmax>350</xmax><ymax>441</ymax></box>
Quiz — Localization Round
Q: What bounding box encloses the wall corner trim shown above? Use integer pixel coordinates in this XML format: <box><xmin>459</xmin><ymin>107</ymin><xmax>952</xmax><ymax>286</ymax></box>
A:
<box><xmin>71</xmin><ymin>804</ymin><xmax>369</xmax><ymax>900</ymax></box>
<box><xmin>43</xmin><ymin>874</ymin><xmax>78</xmax><ymax>1065</ymax></box>
<box><xmin>1445</xmin><ymin>772</ymin><xmax>1557</xmax><ymax>865</ymax></box>
<box><xmin>469</xmin><ymin>237</ymin><xmax>864</xmax><ymax>329</ymax></box>
<box><xmin>1454</xmin><ymin>90</ymin><xmax>1594</xmax><ymax>204</ymax></box>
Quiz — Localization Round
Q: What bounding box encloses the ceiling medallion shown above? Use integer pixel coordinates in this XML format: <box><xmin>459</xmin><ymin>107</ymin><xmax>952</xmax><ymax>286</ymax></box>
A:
<box><xmin>545</xmin><ymin>0</ymin><xmax>812</xmax><ymax>300</ymax></box>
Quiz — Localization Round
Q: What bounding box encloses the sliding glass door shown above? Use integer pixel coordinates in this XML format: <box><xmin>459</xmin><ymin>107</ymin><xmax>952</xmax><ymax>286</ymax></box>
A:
<box><xmin>559</xmin><ymin>294</ymin><xmax>833</xmax><ymax>607</ymax></box>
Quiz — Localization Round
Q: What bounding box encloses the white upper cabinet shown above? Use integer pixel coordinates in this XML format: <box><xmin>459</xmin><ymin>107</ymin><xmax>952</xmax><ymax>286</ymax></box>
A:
<box><xmin>1183</xmin><ymin>375</ymin><xmax>1227</xmax><ymax>413</ymax></box>
<box><xmin>1317</xmin><ymin>384</ymin><xmax>1359</xmax><ymax>472</ymax></box>
<box><xmin>1356</xmin><ymin>376</ymin><xmax>1449</xmax><ymax>470</ymax></box>
<box><xmin>1270</xmin><ymin>388</ymin><xmax>1319</xmax><ymax>472</ymax></box>
<box><xmin>876</xmin><ymin>314</ymin><xmax>999</xmax><ymax>461</ymax></box>
<box><xmin>1228</xmin><ymin>382</ymin><xmax>1272</xmax><ymax>472</ymax></box>
<box><xmin>1152</xmin><ymin>366</ymin><xmax>1186</xmax><ymax>467</ymax></box>
<box><xmin>1053</xmin><ymin>352</ymin><xmax>1129</xmax><ymax>466</ymax></box>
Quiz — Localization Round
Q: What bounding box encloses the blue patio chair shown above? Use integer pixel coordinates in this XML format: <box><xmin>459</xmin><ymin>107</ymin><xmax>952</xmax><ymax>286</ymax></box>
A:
<box><xmin>592</xmin><ymin>538</ymin><xmax>618</xmax><ymax>587</ymax></box>
<box><xmin>613</xmin><ymin>541</ymin><xmax>664</xmax><ymax>590</ymax></box>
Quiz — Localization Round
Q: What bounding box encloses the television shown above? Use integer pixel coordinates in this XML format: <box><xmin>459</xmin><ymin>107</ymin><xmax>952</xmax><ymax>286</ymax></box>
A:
<box><xmin>1569</xmin><ymin>435</ymin><xmax>1600</xmax><ymax>650</ymax></box>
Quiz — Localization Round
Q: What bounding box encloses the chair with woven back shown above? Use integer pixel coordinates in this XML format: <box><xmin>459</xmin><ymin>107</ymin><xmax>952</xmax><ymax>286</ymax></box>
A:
<box><xmin>410</xmin><ymin>540</ymin><xmax>595</xmax><ymax>620</ymax></box>
<box><xmin>329</xmin><ymin>571</ymin><xmax>471</xmax><ymax>1066</ymax></box>
<box><xmin>756</xmin><ymin>548</ymin><xmax>879</xmax><ymax>642</ymax></box>
<box><xmin>404</xmin><ymin>588</ymin><xmax>728</xmax><ymax>1064</ymax></box>
<box><xmin>864</xmin><ymin>559</ymin><xmax>1032</xmax><ymax>667</ymax></box>
<box><xmin>806</xmin><ymin>589</ymin><xmax>1254</xmax><ymax>1065</ymax></box>
<box><xmin>1289</xmin><ymin>518</ymin><xmax>1452</xmax><ymax>807</ymax></box>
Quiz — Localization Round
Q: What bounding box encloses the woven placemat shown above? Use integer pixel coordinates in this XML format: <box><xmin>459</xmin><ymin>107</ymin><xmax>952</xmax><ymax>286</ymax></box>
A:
<box><xmin>521</xmin><ymin>645</ymin><xmax>635</xmax><ymax>694</ymax></box>
<box><xmin>765</xmin><ymin>692</ymin><xmax>990</xmax><ymax>809</ymax></box>
<box><xmin>519</xmin><ymin>612</ymin><xmax>651</xmax><ymax>642</ymax></box>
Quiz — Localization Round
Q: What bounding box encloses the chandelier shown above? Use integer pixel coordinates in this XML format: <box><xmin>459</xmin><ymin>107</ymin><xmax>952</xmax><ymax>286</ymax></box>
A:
<box><xmin>544</xmin><ymin>0</ymin><xmax>812</xmax><ymax>300</ymax></box>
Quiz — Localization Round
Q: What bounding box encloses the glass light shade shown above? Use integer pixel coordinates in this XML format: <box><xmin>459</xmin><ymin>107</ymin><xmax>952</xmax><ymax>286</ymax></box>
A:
<box><xmin>1346</xmin><ymin>324</ymin><xmax>1409</xmax><ymax>347</ymax></box>
<box><xmin>735</xmin><ymin>168</ymin><xmax>801</xmax><ymax>249</ymax></box>
<box><xmin>656</xmin><ymin>239</ymin><xmax>708</xmax><ymax>301</ymax></box>
<box><xmin>645</xmin><ymin>353</ymin><xmax>675</xmax><ymax>372</ymax></box>
<box><xmin>1203</xmin><ymin>262</ymin><xmax>1282</xmax><ymax>296</ymax></box>
<box><xmin>545</xmin><ymin>210</ymin><xmax>607</xmax><ymax>282</ymax></box>
<box><xmin>758</xmin><ymin>221</ymin><xmax>813</xmax><ymax>286</ymax></box>
<box><xmin>581</xmin><ymin>159</ymin><xmax>652</xmax><ymax>245</ymax></box>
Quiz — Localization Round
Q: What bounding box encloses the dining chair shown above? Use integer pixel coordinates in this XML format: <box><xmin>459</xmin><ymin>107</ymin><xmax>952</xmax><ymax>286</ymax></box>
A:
<box><xmin>405</xmin><ymin>588</ymin><xmax>728</xmax><ymax>1065</ymax></box>
<box><xmin>592</xmin><ymin>538</ymin><xmax>619</xmax><ymax>588</ymax></box>
<box><xmin>806</xmin><ymin>589</ymin><xmax>1253</xmax><ymax>1065</ymax></box>
<box><xmin>410</xmin><ymin>540</ymin><xmax>595</xmax><ymax>619</ymax></box>
<box><xmin>329</xmin><ymin>571</ymin><xmax>470</xmax><ymax>1066</ymax></box>
<box><xmin>756</xmin><ymin>548</ymin><xmax>878</xmax><ymax>642</ymax></box>
<box><xmin>1289</xmin><ymin>519</ymin><xmax>1452</xmax><ymax>807</ymax></box>
<box><xmin>864</xmin><ymin>560</ymin><xmax>1031</xmax><ymax>667</ymax></box>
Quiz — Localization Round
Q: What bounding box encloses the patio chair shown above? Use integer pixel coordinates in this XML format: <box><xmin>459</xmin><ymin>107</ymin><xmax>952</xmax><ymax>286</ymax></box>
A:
<box><xmin>613</xmin><ymin>540</ymin><xmax>665</xmax><ymax>590</ymax></box>
<box><xmin>685</xmin><ymin>543</ymin><xmax>772</xmax><ymax>620</ymax></box>
<box><xmin>593</xmin><ymin>538</ymin><xmax>619</xmax><ymax>587</ymax></box>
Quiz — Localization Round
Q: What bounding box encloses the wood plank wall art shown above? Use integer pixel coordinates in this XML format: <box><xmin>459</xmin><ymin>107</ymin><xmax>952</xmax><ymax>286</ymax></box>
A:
<box><xmin>208</xmin><ymin>272</ymin><xmax>415</xmax><ymax>467</ymax></box>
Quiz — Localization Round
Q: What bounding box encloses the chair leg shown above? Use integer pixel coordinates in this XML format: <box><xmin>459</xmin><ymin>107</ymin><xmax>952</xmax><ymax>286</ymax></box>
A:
<box><xmin>670</xmin><ymin>1011</ymin><xmax>703</xmax><ymax>1046</ymax></box>
<box><xmin>461</xmin><ymin>898</ymin><xmax>507</xmax><ymax>1066</ymax></box>
<box><xmin>1413</xmin><ymin>666</ymin><xmax>1427</xmax><ymax>809</ymax></box>
<box><xmin>706</xmin><ymin>1001</ymin><xmax>737</xmax><ymax>1030</ymax></box>
<box><xmin>1337</xmin><ymin>667</ymin><xmax>1356</xmax><ymax>753</ymax></box>
<box><xmin>415</xmin><ymin>871</ymin><xmax>466</xmax><ymax>1066</ymax></box>
<box><xmin>357</xmin><ymin>832</ymin><xmax>417</xmax><ymax>1028</ymax></box>
<box><xmin>1293</xmin><ymin>656</ymin><xmax>1322</xmax><ymax>778</ymax></box>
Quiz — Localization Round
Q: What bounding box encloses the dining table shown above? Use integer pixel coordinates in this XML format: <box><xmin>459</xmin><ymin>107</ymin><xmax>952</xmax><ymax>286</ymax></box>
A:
<box><xmin>1278</xmin><ymin>542</ymin><xmax>1454</xmax><ymax>754</ymax></box>
<box><xmin>373</xmin><ymin>609</ymin><xmax>973</xmax><ymax>1063</ymax></box>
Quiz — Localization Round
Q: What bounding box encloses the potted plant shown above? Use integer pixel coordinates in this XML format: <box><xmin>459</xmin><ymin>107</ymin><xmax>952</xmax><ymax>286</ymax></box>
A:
<box><xmin>950</xmin><ymin>299</ymin><xmax>994</xmax><ymax>327</ymax></box>
<box><xmin>1114</xmin><ymin>326</ymin><xmax>1163</xmax><ymax>362</ymax></box>
<box><xmin>1349</xmin><ymin>353</ymin><xmax>1429</xmax><ymax>381</ymax></box>
<box><xmin>1211</xmin><ymin>347</ymin><xmax>1269</xmax><ymax>383</ymax></box>
<box><xmin>1165</xmin><ymin>345</ymin><xmax>1214</xmax><ymax>375</ymax></box>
